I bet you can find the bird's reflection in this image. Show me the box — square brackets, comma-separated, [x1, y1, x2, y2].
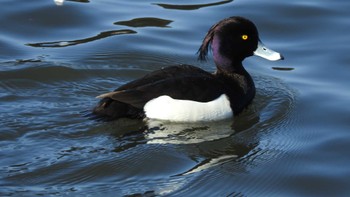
[102, 110, 260, 176]
[144, 119, 235, 144]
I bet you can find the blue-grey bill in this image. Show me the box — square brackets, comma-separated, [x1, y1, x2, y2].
[254, 41, 284, 61]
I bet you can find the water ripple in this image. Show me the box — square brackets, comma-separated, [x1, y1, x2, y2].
[26, 30, 137, 48]
[154, 0, 233, 10]
[115, 17, 173, 28]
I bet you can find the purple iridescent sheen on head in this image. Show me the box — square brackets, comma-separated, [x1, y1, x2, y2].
[197, 16, 283, 74]
[211, 35, 232, 70]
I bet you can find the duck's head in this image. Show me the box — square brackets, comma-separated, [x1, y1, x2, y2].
[198, 16, 283, 71]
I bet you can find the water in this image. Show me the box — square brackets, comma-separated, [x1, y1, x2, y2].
[1, 0, 350, 196]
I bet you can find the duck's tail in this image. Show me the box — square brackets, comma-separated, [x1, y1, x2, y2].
[85, 98, 144, 121]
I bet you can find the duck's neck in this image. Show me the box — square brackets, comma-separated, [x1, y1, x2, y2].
[212, 35, 255, 101]
[212, 35, 230, 71]
[215, 62, 254, 89]
[211, 35, 246, 74]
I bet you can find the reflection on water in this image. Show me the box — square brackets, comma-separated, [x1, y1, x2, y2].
[54, 0, 89, 6]
[68, 0, 89, 3]
[115, 17, 173, 28]
[26, 30, 136, 48]
[154, 0, 233, 10]
[144, 119, 234, 144]
[181, 155, 237, 175]
[272, 67, 295, 71]
[54, 0, 64, 6]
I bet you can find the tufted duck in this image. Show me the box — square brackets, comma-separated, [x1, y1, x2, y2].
[92, 16, 283, 122]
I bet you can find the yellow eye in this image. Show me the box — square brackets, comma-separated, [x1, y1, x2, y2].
[242, 35, 248, 40]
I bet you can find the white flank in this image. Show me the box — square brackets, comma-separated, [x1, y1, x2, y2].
[144, 94, 233, 122]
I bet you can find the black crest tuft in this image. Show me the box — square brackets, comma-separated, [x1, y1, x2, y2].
[197, 17, 241, 62]
[197, 22, 218, 62]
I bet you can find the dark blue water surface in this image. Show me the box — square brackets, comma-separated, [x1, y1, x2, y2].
[1, 0, 350, 196]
